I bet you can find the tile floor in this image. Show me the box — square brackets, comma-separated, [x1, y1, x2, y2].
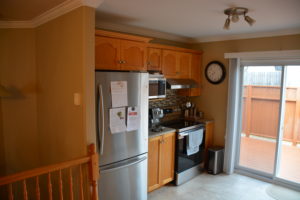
[148, 173, 296, 200]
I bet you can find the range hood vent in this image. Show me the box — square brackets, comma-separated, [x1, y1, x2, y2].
[167, 79, 198, 89]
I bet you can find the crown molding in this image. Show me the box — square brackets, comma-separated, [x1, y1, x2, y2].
[0, 21, 35, 29]
[225, 50, 300, 59]
[0, 0, 103, 29]
[95, 21, 193, 43]
[194, 28, 300, 43]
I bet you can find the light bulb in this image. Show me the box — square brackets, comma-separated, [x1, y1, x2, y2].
[223, 17, 230, 30]
[231, 14, 239, 23]
[244, 15, 256, 26]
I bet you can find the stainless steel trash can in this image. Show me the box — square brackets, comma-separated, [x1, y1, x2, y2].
[208, 146, 224, 175]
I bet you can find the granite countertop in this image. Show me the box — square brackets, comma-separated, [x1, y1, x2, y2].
[149, 127, 176, 138]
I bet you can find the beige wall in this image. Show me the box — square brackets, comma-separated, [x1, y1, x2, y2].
[36, 6, 95, 166]
[0, 29, 39, 175]
[0, 6, 96, 175]
[191, 34, 300, 146]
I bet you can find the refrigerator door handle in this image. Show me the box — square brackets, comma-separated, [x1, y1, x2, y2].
[100, 156, 147, 174]
[98, 84, 105, 155]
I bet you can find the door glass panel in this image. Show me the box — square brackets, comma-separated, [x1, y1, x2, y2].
[239, 66, 282, 174]
[277, 65, 300, 183]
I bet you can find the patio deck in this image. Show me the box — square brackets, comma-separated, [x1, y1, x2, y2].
[239, 136, 300, 184]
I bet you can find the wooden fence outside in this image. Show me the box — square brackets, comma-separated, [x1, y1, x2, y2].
[242, 85, 300, 145]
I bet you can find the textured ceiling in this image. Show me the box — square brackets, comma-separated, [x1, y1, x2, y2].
[96, 0, 300, 41]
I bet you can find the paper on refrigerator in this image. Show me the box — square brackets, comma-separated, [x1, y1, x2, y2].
[109, 107, 127, 134]
[127, 106, 140, 132]
[111, 81, 128, 108]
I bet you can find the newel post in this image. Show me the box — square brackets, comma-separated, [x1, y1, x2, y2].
[89, 144, 99, 200]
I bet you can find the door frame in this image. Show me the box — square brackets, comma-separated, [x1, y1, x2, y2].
[234, 63, 300, 191]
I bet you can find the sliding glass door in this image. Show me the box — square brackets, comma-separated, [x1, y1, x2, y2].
[277, 65, 300, 184]
[238, 66, 283, 175]
[236, 64, 300, 186]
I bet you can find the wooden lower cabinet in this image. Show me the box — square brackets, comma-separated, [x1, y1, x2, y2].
[204, 121, 214, 167]
[148, 132, 175, 192]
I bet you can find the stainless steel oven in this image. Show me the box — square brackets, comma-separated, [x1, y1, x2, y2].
[149, 74, 166, 99]
[163, 120, 205, 185]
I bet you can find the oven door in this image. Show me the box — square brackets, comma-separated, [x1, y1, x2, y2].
[175, 127, 205, 173]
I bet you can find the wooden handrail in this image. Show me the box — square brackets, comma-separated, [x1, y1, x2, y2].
[0, 157, 90, 186]
[0, 144, 99, 200]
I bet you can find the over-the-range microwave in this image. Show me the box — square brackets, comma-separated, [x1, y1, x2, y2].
[149, 74, 166, 99]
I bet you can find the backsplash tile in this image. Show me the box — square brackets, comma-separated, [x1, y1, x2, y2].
[149, 89, 189, 109]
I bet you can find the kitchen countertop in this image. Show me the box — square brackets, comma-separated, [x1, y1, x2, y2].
[149, 127, 176, 138]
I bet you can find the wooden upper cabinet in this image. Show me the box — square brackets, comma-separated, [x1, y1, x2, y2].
[148, 136, 161, 192]
[177, 52, 191, 79]
[162, 50, 178, 78]
[120, 40, 146, 71]
[189, 54, 201, 96]
[160, 132, 175, 185]
[95, 36, 121, 70]
[147, 48, 162, 71]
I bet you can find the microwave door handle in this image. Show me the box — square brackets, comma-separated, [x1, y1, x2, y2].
[98, 84, 105, 155]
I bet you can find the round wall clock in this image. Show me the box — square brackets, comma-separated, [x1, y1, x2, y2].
[205, 61, 226, 84]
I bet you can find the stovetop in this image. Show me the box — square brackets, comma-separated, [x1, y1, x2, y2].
[162, 120, 204, 133]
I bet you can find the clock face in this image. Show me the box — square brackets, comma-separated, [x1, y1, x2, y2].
[205, 61, 226, 84]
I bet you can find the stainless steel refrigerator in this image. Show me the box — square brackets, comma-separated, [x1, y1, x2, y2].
[95, 71, 148, 200]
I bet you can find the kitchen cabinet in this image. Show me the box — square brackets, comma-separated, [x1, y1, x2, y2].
[120, 40, 147, 71]
[177, 52, 191, 79]
[162, 50, 192, 79]
[95, 36, 120, 70]
[204, 121, 214, 167]
[95, 30, 151, 71]
[178, 54, 202, 96]
[147, 47, 162, 71]
[148, 132, 175, 192]
[162, 50, 178, 78]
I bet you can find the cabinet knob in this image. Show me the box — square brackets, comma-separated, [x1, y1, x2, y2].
[118, 60, 122, 64]
[122, 60, 126, 64]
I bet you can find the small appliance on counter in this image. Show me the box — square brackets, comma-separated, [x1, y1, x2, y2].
[149, 107, 165, 132]
[162, 120, 205, 185]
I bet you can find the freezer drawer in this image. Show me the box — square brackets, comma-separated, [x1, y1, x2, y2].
[98, 154, 148, 200]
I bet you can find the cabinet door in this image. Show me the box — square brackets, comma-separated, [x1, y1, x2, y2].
[148, 136, 161, 192]
[162, 50, 178, 78]
[120, 40, 146, 71]
[177, 52, 191, 79]
[95, 36, 121, 70]
[189, 54, 201, 96]
[147, 48, 162, 71]
[204, 121, 214, 167]
[160, 132, 175, 185]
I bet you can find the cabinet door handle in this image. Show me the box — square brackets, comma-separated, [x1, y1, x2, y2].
[122, 60, 126, 64]
[118, 60, 122, 64]
[147, 61, 151, 66]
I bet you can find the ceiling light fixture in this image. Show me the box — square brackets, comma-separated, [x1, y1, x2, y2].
[223, 7, 255, 30]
